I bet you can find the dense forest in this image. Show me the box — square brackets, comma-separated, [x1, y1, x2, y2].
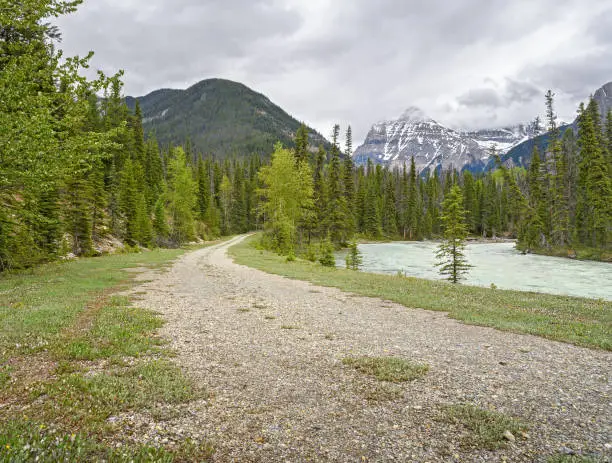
[1, 1, 610, 273]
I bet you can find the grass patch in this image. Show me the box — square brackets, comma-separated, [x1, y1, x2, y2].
[280, 325, 299, 330]
[237, 308, 251, 313]
[0, 249, 185, 357]
[0, 365, 11, 389]
[547, 455, 600, 463]
[30, 360, 198, 428]
[229, 236, 612, 350]
[440, 404, 526, 450]
[342, 356, 429, 382]
[264, 315, 276, 320]
[56, 296, 165, 361]
[0, 419, 213, 462]
[354, 382, 404, 402]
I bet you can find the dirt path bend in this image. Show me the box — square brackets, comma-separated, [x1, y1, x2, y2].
[131, 235, 611, 462]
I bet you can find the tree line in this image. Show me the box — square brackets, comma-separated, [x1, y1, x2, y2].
[258, 94, 611, 263]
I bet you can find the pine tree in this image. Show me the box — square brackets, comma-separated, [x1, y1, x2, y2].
[343, 126, 356, 237]
[382, 176, 398, 236]
[363, 180, 382, 238]
[345, 240, 363, 270]
[523, 147, 545, 249]
[153, 197, 169, 245]
[546, 91, 570, 246]
[327, 125, 348, 245]
[407, 157, 419, 239]
[436, 185, 471, 283]
[196, 158, 210, 221]
[294, 124, 309, 165]
[577, 102, 611, 247]
[319, 236, 336, 267]
[313, 145, 327, 237]
[119, 158, 140, 245]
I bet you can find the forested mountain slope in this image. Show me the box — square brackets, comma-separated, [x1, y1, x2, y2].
[125, 79, 330, 157]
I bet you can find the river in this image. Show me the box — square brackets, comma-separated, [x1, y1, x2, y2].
[336, 241, 612, 300]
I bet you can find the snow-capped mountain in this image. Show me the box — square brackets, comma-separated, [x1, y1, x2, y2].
[466, 124, 542, 158]
[353, 107, 541, 174]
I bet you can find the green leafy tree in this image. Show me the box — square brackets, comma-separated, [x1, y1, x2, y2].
[166, 147, 196, 244]
[258, 143, 314, 254]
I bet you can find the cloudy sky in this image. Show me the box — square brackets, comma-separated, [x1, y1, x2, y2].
[56, 0, 612, 144]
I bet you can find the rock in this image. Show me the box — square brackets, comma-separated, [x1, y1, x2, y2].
[503, 430, 516, 442]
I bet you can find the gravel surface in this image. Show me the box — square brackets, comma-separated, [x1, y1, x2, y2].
[129, 235, 611, 462]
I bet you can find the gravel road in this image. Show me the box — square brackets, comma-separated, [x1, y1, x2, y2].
[130, 235, 611, 462]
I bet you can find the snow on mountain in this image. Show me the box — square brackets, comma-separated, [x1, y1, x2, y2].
[353, 107, 542, 174]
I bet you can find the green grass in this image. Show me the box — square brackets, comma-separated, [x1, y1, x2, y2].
[440, 404, 526, 450]
[343, 356, 429, 382]
[547, 455, 600, 463]
[353, 381, 404, 402]
[0, 243, 222, 460]
[56, 296, 166, 361]
[229, 236, 612, 350]
[30, 360, 198, 427]
[0, 248, 185, 357]
[0, 419, 213, 463]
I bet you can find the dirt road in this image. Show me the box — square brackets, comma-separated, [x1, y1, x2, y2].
[130, 235, 611, 462]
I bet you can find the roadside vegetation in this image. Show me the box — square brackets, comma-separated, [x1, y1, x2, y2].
[439, 404, 526, 450]
[342, 356, 429, 382]
[0, 247, 217, 462]
[230, 236, 612, 350]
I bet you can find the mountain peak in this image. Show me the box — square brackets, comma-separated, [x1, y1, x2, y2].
[398, 107, 430, 123]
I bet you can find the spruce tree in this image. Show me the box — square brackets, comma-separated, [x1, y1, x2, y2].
[407, 157, 419, 239]
[436, 185, 471, 283]
[546, 91, 570, 246]
[577, 102, 611, 247]
[345, 240, 363, 271]
[294, 124, 309, 165]
[327, 125, 348, 245]
[343, 126, 356, 237]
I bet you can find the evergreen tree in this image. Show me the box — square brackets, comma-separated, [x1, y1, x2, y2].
[546, 91, 570, 246]
[294, 124, 309, 165]
[436, 185, 471, 283]
[577, 102, 611, 247]
[343, 126, 356, 236]
[313, 145, 327, 236]
[407, 157, 419, 239]
[345, 240, 363, 271]
[118, 158, 140, 245]
[153, 197, 169, 245]
[327, 125, 349, 245]
[382, 176, 398, 236]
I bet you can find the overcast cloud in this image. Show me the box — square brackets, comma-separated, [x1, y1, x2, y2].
[55, 0, 612, 144]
